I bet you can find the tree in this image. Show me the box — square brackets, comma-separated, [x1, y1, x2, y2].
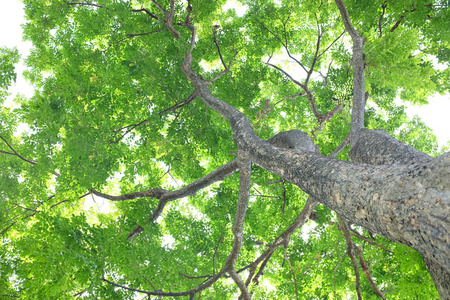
[1, 0, 449, 298]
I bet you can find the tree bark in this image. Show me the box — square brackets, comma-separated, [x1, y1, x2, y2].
[424, 257, 450, 300]
[335, 0, 366, 146]
[350, 128, 450, 299]
[246, 135, 450, 271]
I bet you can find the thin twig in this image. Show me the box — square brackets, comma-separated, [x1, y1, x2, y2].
[74, 289, 87, 298]
[151, 0, 169, 16]
[332, 252, 347, 297]
[378, 2, 387, 37]
[338, 215, 362, 300]
[212, 236, 224, 275]
[103, 28, 166, 53]
[158, 89, 200, 115]
[286, 256, 299, 300]
[65, 1, 103, 8]
[329, 133, 350, 158]
[179, 273, 212, 280]
[0, 135, 37, 165]
[132, 8, 164, 22]
[350, 230, 392, 253]
[354, 246, 387, 299]
[140, 274, 158, 291]
[212, 25, 227, 70]
[317, 31, 346, 59]
[305, 17, 322, 86]
[266, 62, 306, 89]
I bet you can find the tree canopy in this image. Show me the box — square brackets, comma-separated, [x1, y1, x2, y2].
[1, 0, 449, 299]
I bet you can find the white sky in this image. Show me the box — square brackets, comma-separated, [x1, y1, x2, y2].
[1, 1, 33, 101]
[1, 0, 449, 147]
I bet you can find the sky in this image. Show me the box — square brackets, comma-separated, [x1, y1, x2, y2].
[1, 0, 449, 147]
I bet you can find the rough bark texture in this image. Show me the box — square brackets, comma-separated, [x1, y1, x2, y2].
[350, 128, 450, 298]
[267, 130, 316, 153]
[424, 257, 450, 299]
[247, 140, 450, 272]
[349, 129, 432, 165]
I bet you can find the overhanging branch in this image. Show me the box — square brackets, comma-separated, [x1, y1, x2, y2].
[124, 159, 239, 239]
[0, 135, 37, 165]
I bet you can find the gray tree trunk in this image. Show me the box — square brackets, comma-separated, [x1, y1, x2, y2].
[239, 128, 449, 271]
[349, 128, 450, 299]
[250, 128, 450, 298]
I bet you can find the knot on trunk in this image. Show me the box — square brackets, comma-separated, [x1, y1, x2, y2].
[267, 130, 315, 153]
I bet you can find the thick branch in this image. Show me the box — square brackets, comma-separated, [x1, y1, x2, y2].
[423, 257, 450, 300]
[334, 0, 358, 39]
[230, 269, 250, 300]
[349, 128, 431, 165]
[335, 0, 366, 146]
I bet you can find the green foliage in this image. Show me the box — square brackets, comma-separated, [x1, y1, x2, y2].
[0, 47, 20, 89]
[0, 0, 446, 299]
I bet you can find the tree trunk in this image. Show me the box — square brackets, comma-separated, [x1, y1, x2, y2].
[244, 130, 449, 270]
[424, 257, 450, 299]
[349, 128, 450, 298]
